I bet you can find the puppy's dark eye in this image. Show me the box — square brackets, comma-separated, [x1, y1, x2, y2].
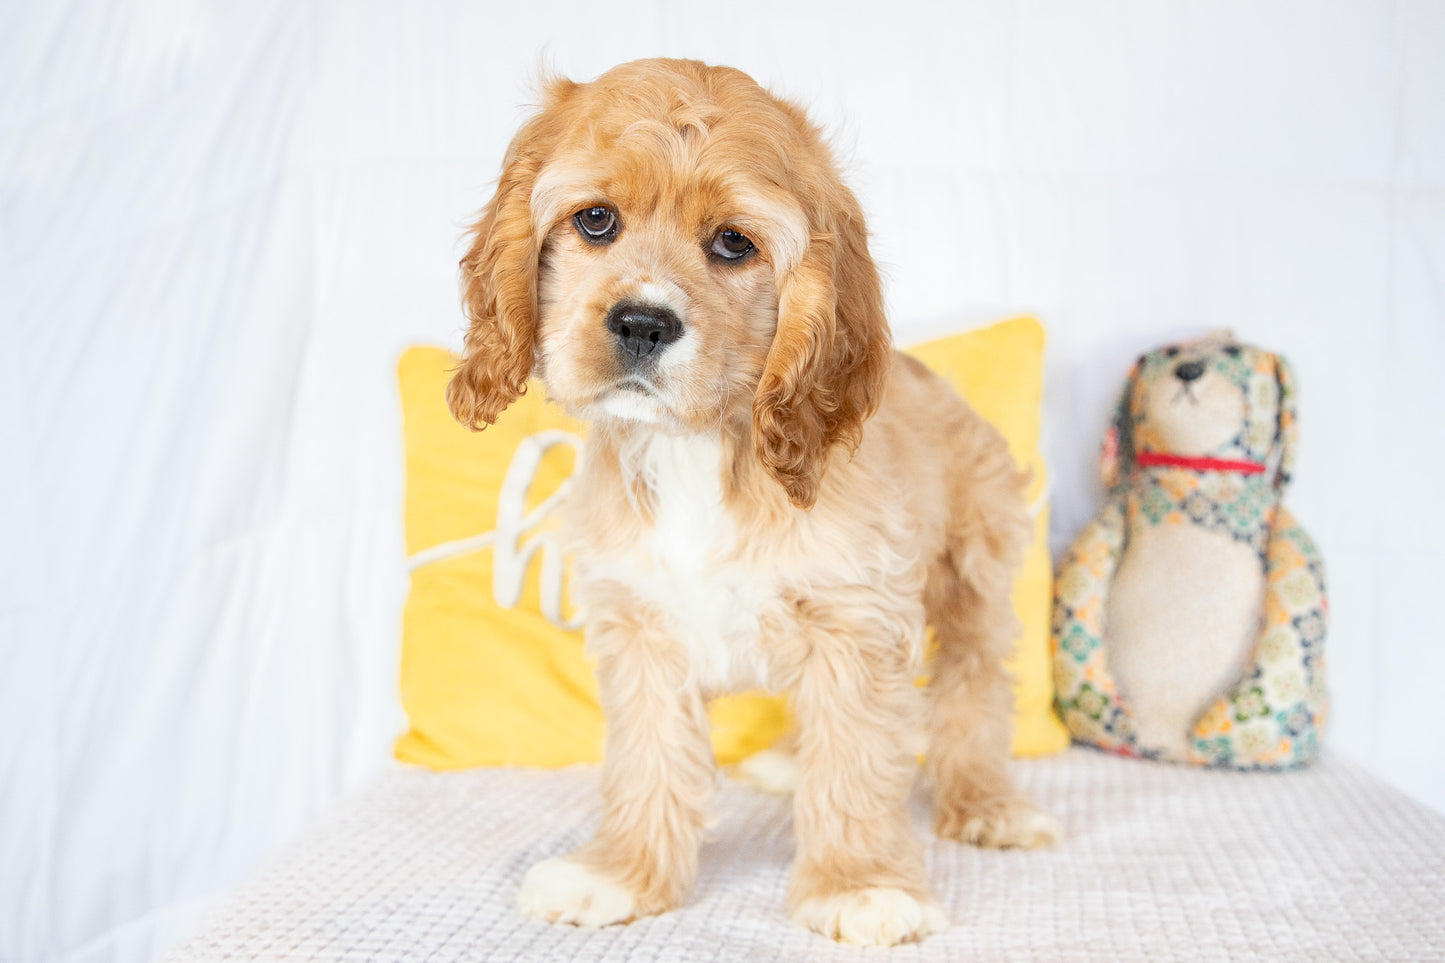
[1223, 345, 1242, 357]
[710, 228, 754, 261]
[574, 206, 618, 243]
[1165, 346, 1181, 358]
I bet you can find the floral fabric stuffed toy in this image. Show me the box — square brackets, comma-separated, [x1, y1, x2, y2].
[1052, 332, 1328, 769]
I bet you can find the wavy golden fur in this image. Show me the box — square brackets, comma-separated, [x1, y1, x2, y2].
[449, 58, 1056, 946]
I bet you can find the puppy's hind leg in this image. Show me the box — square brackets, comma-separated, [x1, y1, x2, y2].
[734, 730, 799, 795]
[925, 446, 1059, 850]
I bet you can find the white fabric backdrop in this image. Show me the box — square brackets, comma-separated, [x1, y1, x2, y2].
[3, 2, 1442, 961]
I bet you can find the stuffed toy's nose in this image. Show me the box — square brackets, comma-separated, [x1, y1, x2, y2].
[1174, 361, 1205, 382]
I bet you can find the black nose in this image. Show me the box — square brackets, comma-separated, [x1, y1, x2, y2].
[1175, 361, 1205, 382]
[606, 302, 682, 361]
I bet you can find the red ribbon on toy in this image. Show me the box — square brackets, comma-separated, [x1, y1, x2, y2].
[1136, 451, 1267, 474]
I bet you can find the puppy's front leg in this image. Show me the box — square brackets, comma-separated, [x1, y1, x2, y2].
[518, 594, 714, 926]
[779, 595, 947, 946]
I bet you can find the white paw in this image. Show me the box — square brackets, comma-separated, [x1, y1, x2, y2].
[793, 887, 948, 946]
[949, 802, 1061, 850]
[733, 747, 799, 795]
[517, 856, 638, 927]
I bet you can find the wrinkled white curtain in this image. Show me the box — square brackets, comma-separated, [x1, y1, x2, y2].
[3, 1, 1442, 960]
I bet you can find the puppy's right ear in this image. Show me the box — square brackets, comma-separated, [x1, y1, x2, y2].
[447, 80, 576, 430]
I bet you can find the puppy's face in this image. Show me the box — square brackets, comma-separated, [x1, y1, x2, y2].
[447, 60, 892, 509]
[529, 104, 803, 434]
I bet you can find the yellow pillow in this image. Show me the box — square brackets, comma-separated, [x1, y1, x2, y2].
[395, 316, 1069, 769]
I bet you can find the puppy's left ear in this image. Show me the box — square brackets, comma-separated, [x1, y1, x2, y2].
[1273, 353, 1300, 493]
[447, 80, 576, 430]
[753, 192, 892, 510]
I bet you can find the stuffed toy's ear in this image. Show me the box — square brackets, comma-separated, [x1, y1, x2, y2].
[1273, 353, 1300, 493]
[1101, 357, 1142, 491]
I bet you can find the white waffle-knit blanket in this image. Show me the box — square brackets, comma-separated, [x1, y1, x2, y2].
[168, 749, 1445, 962]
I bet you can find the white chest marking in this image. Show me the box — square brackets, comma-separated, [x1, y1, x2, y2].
[622, 434, 775, 693]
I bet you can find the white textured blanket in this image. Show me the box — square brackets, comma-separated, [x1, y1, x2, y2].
[168, 750, 1445, 961]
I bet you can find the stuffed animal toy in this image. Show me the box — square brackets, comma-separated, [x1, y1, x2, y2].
[1052, 331, 1328, 769]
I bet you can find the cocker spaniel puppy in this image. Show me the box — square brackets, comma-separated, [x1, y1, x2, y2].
[448, 58, 1057, 946]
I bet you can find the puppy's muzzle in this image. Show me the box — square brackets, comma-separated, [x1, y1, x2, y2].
[606, 301, 682, 362]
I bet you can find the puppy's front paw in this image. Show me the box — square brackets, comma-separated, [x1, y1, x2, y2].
[792, 887, 948, 946]
[936, 798, 1061, 849]
[517, 857, 638, 927]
